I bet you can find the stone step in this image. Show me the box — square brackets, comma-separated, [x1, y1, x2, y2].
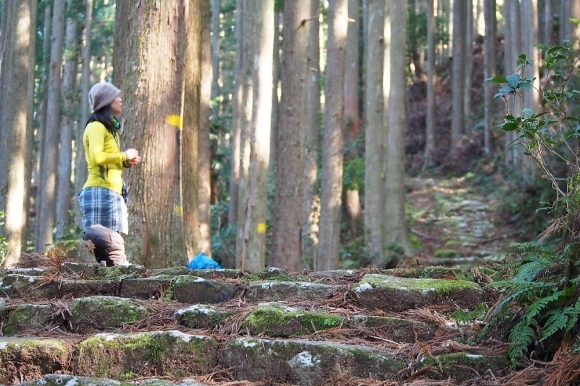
[0, 263, 508, 385]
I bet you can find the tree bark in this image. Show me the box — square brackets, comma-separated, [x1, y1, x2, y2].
[199, 0, 213, 255]
[383, 0, 412, 263]
[317, 0, 348, 271]
[450, 0, 466, 153]
[56, 0, 79, 239]
[483, 0, 496, 158]
[364, 0, 385, 262]
[271, 0, 312, 272]
[35, 0, 66, 252]
[235, 0, 255, 268]
[0, 0, 37, 267]
[115, 0, 201, 268]
[424, 0, 436, 166]
[302, 0, 320, 268]
[75, 0, 93, 206]
[242, 0, 274, 270]
[210, 0, 220, 100]
[228, 0, 244, 230]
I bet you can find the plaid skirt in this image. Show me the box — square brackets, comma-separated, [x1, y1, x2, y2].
[77, 187, 128, 235]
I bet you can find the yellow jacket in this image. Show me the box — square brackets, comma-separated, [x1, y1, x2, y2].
[83, 121, 128, 194]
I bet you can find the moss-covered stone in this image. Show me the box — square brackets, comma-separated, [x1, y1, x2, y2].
[242, 303, 344, 337]
[174, 304, 232, 329]
[417, 352, 510, 382]
[384, 266, 472, 281]
[4, 304, 53, 336]
[222, 337, 404, 384]
[354, 274, 484, 312]
[96, 264, 147, 279]
[18, 374, 132, 386]
[73, 330, 218, 379]
[62, 261, 99, 278]
[69, 296, 149, 332]
[349, 315, 437, 343]
[0, 337, 70, 384]
[120, 275, 174, 300]
[1, 274, 118, 299]
[245, 281, 339, 302]
[172, 276, 235, 304]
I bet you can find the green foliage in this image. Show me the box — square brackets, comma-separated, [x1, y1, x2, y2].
[210, 201, 236, 266]
[343, 157, 364, 192]
[483, 46, 580, 366]
[452, 303, 488, 325]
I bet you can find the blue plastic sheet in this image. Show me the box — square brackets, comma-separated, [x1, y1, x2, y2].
[187, 252, 222, 270]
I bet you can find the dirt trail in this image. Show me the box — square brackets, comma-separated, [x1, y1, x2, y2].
[407, 176, 521, 267]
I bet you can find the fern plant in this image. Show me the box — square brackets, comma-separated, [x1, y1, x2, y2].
[484, 44, 580, 366]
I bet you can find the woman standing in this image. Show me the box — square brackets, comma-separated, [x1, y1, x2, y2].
[77, 82, 140, 266]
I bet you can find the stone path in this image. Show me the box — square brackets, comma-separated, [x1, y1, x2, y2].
[0, 262, 510, 385]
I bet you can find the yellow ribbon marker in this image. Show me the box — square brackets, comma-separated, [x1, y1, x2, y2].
[166, 114, 183, 129]
[174, 206, 183, 217]
[257, 223, 266, 233]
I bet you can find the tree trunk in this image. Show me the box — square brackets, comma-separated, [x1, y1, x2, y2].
[235, 0, 255, 268]
[483, 0, 496, 158]
[56, 0, 79, 239]
[270, 10, 282, 168]
[199, 0, 213, 255]
[0, 0, 37, 267]
[75, 0, 93, 206]
[210, 0, 220, 100]
[383, 0, 412, 264]
[241, 0, 274, 270]
[182, 1, 203, 259]
[317, 0, 348, 271]
[364, 0, 385, 263]
[344, 0, 362, 237]
[115, 0, 201, 268]
[302, 0, 320, 268]
[521, 0, 540, 180]
[450, 0, 466, 152]
[425, 0, 436, 166]
[463, 0, 473, 133]
[35, 0, 66, 252]
[271, 0, 312, 272]
[228, 0, 244, 230]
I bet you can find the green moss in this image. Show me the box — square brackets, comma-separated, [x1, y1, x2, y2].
[4, 304, 52, 335]
[243, 304, 344, 336]
[357, 274, 480, 296]
[434, 248, 460, 258]
[70, 296, 149, 331]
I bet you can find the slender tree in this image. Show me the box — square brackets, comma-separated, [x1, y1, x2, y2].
[75, 0, 93, 205]
[235, 0, 255, 268]
[271, 0, 312, 272]
[240, 0, 274, 270]
[56, 0, 79, 239]
[344, 0, 362, 236]
[383, 0, 412, 262]
[483, 0, 496, 158]
[364, 0, 385, 262]
[302, 0, 321, 267]
[199, 0, 213, 255]
[228, 0, 243, 230]
[317, 0, 348, 271]
[0, 0, 37, 267]
[210, 0, 220, 100]
[450, 0, 466, 153]
[36, 0, 66, 252]
[424, 0, 436, 166]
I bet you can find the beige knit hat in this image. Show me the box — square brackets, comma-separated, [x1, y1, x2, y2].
[88, 82, 121, 112]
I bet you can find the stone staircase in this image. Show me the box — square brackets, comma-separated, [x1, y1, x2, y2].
[0, 260, 510, 385]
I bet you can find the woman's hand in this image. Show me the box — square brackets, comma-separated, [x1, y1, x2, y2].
[124, 148, 141, 166]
